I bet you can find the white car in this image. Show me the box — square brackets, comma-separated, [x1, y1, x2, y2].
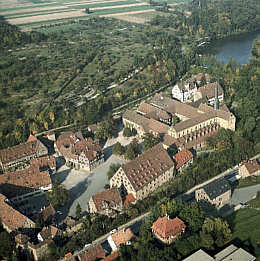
[84, 243, 92, 248]
[110, 229, 117, 234]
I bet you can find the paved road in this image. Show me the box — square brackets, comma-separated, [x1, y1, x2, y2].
[230, 184, 260, 206]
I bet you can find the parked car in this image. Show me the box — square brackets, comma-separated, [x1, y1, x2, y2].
[110, 229, 117, 234]
[84, 243, 92, 248]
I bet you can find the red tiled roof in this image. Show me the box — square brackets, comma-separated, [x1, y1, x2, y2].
[78, 244, 105, 261]
[91, 187, 123, 213]
[27, 135, 38, 143]
[56, 131, 103, 163]
[101, 252, 119, 261]
[111, 228, 135, 247]
[41, 205, 56, 222]
[0, 166, 52, 198]
[174, 149, 193, 169]
[0, 140, 39, 165]
[124, 193, 136, 207]
[39, 225, 59, 241]
[198, 82, 223, 99]
[151, 216, 186, 239]
[30, 156, 56, 170]
[0, 193, 30, 231]
[122, 144, 174, 191]
[242, 159, 260, 175]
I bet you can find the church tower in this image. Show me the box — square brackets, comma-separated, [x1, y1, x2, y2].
[214, 82, 219, 110]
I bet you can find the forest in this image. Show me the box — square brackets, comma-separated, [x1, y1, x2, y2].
[0, 0, 259, 148]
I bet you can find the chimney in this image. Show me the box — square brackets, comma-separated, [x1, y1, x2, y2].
[214, 82, 219, 110]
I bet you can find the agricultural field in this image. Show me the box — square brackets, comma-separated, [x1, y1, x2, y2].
[0, 0, 186, 29]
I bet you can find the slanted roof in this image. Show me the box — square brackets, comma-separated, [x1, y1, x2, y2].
[39, 226, 59, 241]
[78, 244, 105, 261]
[0, 140, 40, 165]
[214, 244, 256, 261]
[91, 187, 122, 213]
[0, 193, 31, 231]
[30, 156, 56, 170]
[111, 228, 135, 247]
[174, 149, 193, 169]
[56, 131, 103, 163]
[124, 193, 136, 207]
[151, 216, 186, 239]
[198, 82, 223, 99]
[41, 205, 56, 222]
[242, 159, 260, 175]
[0, 167, 52, 198]
[201, 178, 231, 200]
[183, 249, 213, 261]
[101, 252, 119, 261]
[121, 143, 174, 191]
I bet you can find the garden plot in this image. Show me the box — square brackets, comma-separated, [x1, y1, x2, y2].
[7, 10, 87, 25]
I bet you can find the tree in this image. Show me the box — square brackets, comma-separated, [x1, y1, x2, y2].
[167, 144, 178, 157]
[142, 133, 160, 151]
[125, 138, 140, 160]
[95, 119, 117, 140]
[107, 163, 121, 180]
[123, 127, 132, 137]
[46, 183, 69, 207]
[0, 231, 14, 259]
[112, 142, 125, 155]
[76, 203, 82, 220]
[85, 8, 90, 14]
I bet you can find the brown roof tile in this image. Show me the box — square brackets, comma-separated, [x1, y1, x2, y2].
[174, 150, 193, 169]
[198, 82, 223, 99]
[0, 140, 39, 165]
[0, 167, 52, 198]
[123, 193, 136, 208]
[30, 156, 56, 170]
[56, 131, 103, 163]
[0, 193, 30, 231]
[41, 205, 56, 222]
[78, 244, 105, 261]
[122, 144, 174, 191]
[101, 252, 119, 261]
[39, 225, 59, 241]
[242, 159, 260, 175]
[151, 216, 186, 239]
[91, 187, 123, 213]
[111, 228, 135, 247]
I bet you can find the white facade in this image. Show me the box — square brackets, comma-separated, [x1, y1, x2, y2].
[172, 82, 197, 103]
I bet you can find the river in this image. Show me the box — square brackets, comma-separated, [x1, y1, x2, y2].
[203, 31, 260, 64]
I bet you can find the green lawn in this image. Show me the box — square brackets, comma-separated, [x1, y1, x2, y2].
[237, 176, 260, 188]
[248, 192, 260, 208]
[225, 209, 260, 260]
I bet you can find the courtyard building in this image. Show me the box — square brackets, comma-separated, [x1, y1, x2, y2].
[110, 143, 174, 201]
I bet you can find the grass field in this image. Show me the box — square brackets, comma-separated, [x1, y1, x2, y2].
[237, 176, 260, 189]
[226, 209, 260, 260]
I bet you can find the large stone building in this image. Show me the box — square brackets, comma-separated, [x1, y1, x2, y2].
[151, 216, 186, 244]
[110, 144, 174, 201]
[56, 131, 104, 171]
[88, 187, 123, 217]
[195, 178, 231, 208]
[0, 135, 48, 171]
[172, 73, 211, 102]
[122, 93, 235, 151]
